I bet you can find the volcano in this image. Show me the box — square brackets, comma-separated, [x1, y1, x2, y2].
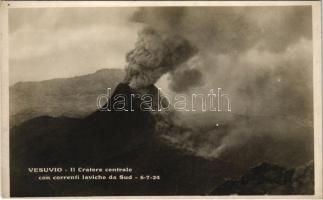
[10, 83, 239, 197]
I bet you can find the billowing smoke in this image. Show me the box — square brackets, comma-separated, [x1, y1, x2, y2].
[124, 27, 198, 89]
[127, 7, 313, 169]
[168, 55, 205, 92]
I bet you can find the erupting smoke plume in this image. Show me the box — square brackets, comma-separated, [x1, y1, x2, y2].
[128, 7, 204, 91]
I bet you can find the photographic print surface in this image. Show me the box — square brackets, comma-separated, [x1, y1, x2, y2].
[6, 3, 319, 197]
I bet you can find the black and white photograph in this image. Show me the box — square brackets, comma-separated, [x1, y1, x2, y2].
[1, 1, 322, 198]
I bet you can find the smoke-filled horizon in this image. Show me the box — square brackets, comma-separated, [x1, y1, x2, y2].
[126, 6, 313, 168]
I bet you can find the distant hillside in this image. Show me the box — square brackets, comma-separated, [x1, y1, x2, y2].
[10, 83, 314, 196]
[10, 68, 124, 126]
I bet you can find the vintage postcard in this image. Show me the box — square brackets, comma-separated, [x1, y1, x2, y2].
[0, 1, 322, 199]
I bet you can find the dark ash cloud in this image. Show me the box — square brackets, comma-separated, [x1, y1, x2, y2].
[168, 68, 204, 92]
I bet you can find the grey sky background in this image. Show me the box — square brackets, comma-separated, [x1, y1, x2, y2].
[9, 8, 142, 85]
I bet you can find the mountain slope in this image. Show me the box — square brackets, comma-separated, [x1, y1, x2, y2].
[10, 68, 124, 126]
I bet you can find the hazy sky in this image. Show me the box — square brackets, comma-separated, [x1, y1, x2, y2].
[9, 7, 142, 85]
[9, 6, 312, 91]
